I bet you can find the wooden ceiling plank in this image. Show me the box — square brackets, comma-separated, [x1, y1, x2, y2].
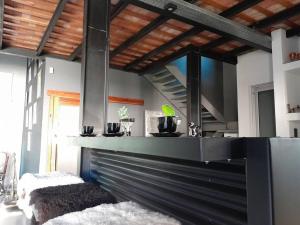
[36, 0, 68, 56]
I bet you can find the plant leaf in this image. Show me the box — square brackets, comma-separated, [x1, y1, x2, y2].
[162, 104, 175, 117]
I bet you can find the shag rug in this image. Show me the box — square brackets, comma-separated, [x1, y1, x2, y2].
[43, 201, 181, 225]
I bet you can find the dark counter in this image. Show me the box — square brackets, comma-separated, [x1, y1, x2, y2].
[70, 136, 244, 162]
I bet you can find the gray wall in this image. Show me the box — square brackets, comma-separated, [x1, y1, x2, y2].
[223, 63, 238, 122]
[0, 53, 27, 177]
[201, 57, 224, 115]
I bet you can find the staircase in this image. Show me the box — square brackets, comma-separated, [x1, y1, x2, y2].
[144, 65, 236, 135]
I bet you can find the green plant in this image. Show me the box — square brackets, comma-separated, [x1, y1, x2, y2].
[162, 104, 175, 117]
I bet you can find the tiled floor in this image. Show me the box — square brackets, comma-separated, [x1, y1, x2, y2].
[0, 199, 27, 225]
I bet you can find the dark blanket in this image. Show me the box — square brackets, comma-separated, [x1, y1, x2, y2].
[29, 182, 116, 225]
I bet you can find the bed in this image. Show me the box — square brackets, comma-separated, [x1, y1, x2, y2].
[43, 201, 181, 225]
[17, 172, 84, 219]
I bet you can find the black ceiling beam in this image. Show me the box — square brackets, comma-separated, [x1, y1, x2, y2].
[139, 44, 237, 75]
[68, 43, 82, 61]
[69, 0, 128, 61]
[111, 0, 129, 20]
[0, 0, 4, 50]
[200, 2, 300, 56]
[126, 0, 263, 70]
[132, 0, 271, 51]
[36, 0, 68, 56]
[252, 3, 300, 29]
[140, 45, 194, 75]
[287, 26, 300, 38]
[111, 15, 168, 58]
[222, 46, 254, 59]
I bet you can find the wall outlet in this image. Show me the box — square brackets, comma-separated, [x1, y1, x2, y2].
[49, 67, 54, 74]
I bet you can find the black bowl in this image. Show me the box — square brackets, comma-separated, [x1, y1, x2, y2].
[157, 116, 177, 133]
[107, 123, 121, 134]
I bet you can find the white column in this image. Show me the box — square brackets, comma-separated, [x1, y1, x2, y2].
[272, 29, 290, 137]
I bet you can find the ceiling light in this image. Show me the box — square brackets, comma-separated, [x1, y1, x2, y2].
[164, 3, 177, 12]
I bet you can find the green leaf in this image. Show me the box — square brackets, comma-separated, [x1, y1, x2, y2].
[162, 104, 175, 117]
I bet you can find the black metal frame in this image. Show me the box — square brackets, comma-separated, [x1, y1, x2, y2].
[79, 137, 289, 225]
[187, 51, 201, 134]
[126, 0, 263, 71]
[36, 0, 68, 56]
[0, 0, 3, 50]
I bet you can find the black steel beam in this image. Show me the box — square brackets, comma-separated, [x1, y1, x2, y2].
[187, 51, 202, 135]
[80, 0, 110, 132]
[133, 0, 271, 51]
[201, 2, 300, 56]
[69, 43, 82, 61]
[111, 0, 129, 20]
[111, 15, 168, 58]
[125, 28, 200, 70]
[0, 0, 3, 50]
[140, 45, 194, 75]
[253, 3, 300, 29]
[222, 46, 254, 58]
[69, 0, 127, 61]
[126, 0, 262, 70]
[140, 44, 237, 75]
[36, 0, 68, 56]
[287, 26, 300, 38]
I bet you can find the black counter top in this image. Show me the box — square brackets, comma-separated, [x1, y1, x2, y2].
[70, 136, 245, 162]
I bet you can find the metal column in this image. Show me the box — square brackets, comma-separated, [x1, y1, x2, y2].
[80, 0, 110, 133]
[187, 51, 202, 135]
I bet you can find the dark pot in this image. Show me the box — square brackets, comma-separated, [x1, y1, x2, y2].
[157, 116, 177, 133]
[107, 123, 121, 134]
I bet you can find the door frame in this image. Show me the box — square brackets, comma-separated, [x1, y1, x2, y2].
[251, 82, 274, 137]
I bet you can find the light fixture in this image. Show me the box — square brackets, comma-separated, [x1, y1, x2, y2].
[164, 3, 177, 12]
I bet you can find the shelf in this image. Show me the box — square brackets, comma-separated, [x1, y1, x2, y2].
[287, 113, 300, 121]
[283, 60, 300, 73]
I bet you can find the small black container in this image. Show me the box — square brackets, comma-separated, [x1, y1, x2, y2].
[107, 123, 121, 134]
[157, 116, 177, 133]
[82, 125, 94, 135]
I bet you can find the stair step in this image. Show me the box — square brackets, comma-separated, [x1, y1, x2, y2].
[173, 91, 186, 96]
[162, 86, 185, 92]
[171, 96, 186, 101]
[163, 80, 181, 88]
[152, 70, 171, 79]
[153, 75, 176, 84]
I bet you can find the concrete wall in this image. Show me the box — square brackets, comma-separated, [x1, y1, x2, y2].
[0, 54, 27, 176]
[236, 50, 273, 137]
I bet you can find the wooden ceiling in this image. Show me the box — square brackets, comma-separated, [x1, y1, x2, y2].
[1, 0, 300, 73]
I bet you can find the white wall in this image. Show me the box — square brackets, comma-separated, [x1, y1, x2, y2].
[272, 29, 300, 137]
[40, 58, 81, 174]
[236, 50, 273, 137]
[0, 54, 27, 176]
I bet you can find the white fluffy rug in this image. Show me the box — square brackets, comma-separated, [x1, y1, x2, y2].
[44, 201, 181, 225]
